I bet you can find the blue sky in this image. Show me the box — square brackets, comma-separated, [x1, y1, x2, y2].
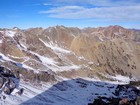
[0, 0, 140, 29]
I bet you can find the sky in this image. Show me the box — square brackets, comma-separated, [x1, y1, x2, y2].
[0, 0, 140, 29]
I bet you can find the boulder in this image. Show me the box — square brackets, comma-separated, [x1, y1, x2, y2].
[16, 88, 24, 96]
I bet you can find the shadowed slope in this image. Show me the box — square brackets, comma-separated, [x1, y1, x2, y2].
[20, 78, 140, 105]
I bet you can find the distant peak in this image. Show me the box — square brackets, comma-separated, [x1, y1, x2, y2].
[107, 25, 124, 29]
[12, 27, 20, 30]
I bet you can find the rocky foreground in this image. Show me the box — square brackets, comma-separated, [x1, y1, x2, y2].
[0, 65, 140, 105]
[0, 66, 23, 99]
[88, 82, 140, 105]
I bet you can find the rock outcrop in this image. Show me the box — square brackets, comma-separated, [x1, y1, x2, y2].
[0, 66, 19, 95]
[88, 84, 140, 105]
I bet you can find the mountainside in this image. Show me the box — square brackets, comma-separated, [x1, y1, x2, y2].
[71, 26, 140, 79]
[0, 25, 140, 105]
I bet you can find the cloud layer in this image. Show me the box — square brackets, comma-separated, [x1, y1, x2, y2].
[44, 0, 140, 6]
[40, 0, 140, 21]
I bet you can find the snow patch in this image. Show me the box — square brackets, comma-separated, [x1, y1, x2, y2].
[58, 65, 81, 71]
[5, 30, 16, 37]
[0, 30, 16, 37]
[112, 75, 130, 83]
[20, 42, 27, 49]
[0, 39, 3, 43]
[0, 53, 36, 71]
[99, 36, 104, 41]
[0, 53, 12, 61]
[102, 74, 131, 84]
[29, 51, 56, 66]
[88, 62, 94, 65]
[22, 64, 36, 71]
[39, 39, 71, 54]
[78, 56, 86, 60]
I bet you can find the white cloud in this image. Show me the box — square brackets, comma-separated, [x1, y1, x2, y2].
[44, 0, 140, 7]
[40, 6, 85, 14]
[40, 5, 140, 21]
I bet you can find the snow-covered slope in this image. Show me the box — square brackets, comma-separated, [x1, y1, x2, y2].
[1, 78, 139, 105]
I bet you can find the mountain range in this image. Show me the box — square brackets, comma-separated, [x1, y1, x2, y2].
[0, 25, 140, 105]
